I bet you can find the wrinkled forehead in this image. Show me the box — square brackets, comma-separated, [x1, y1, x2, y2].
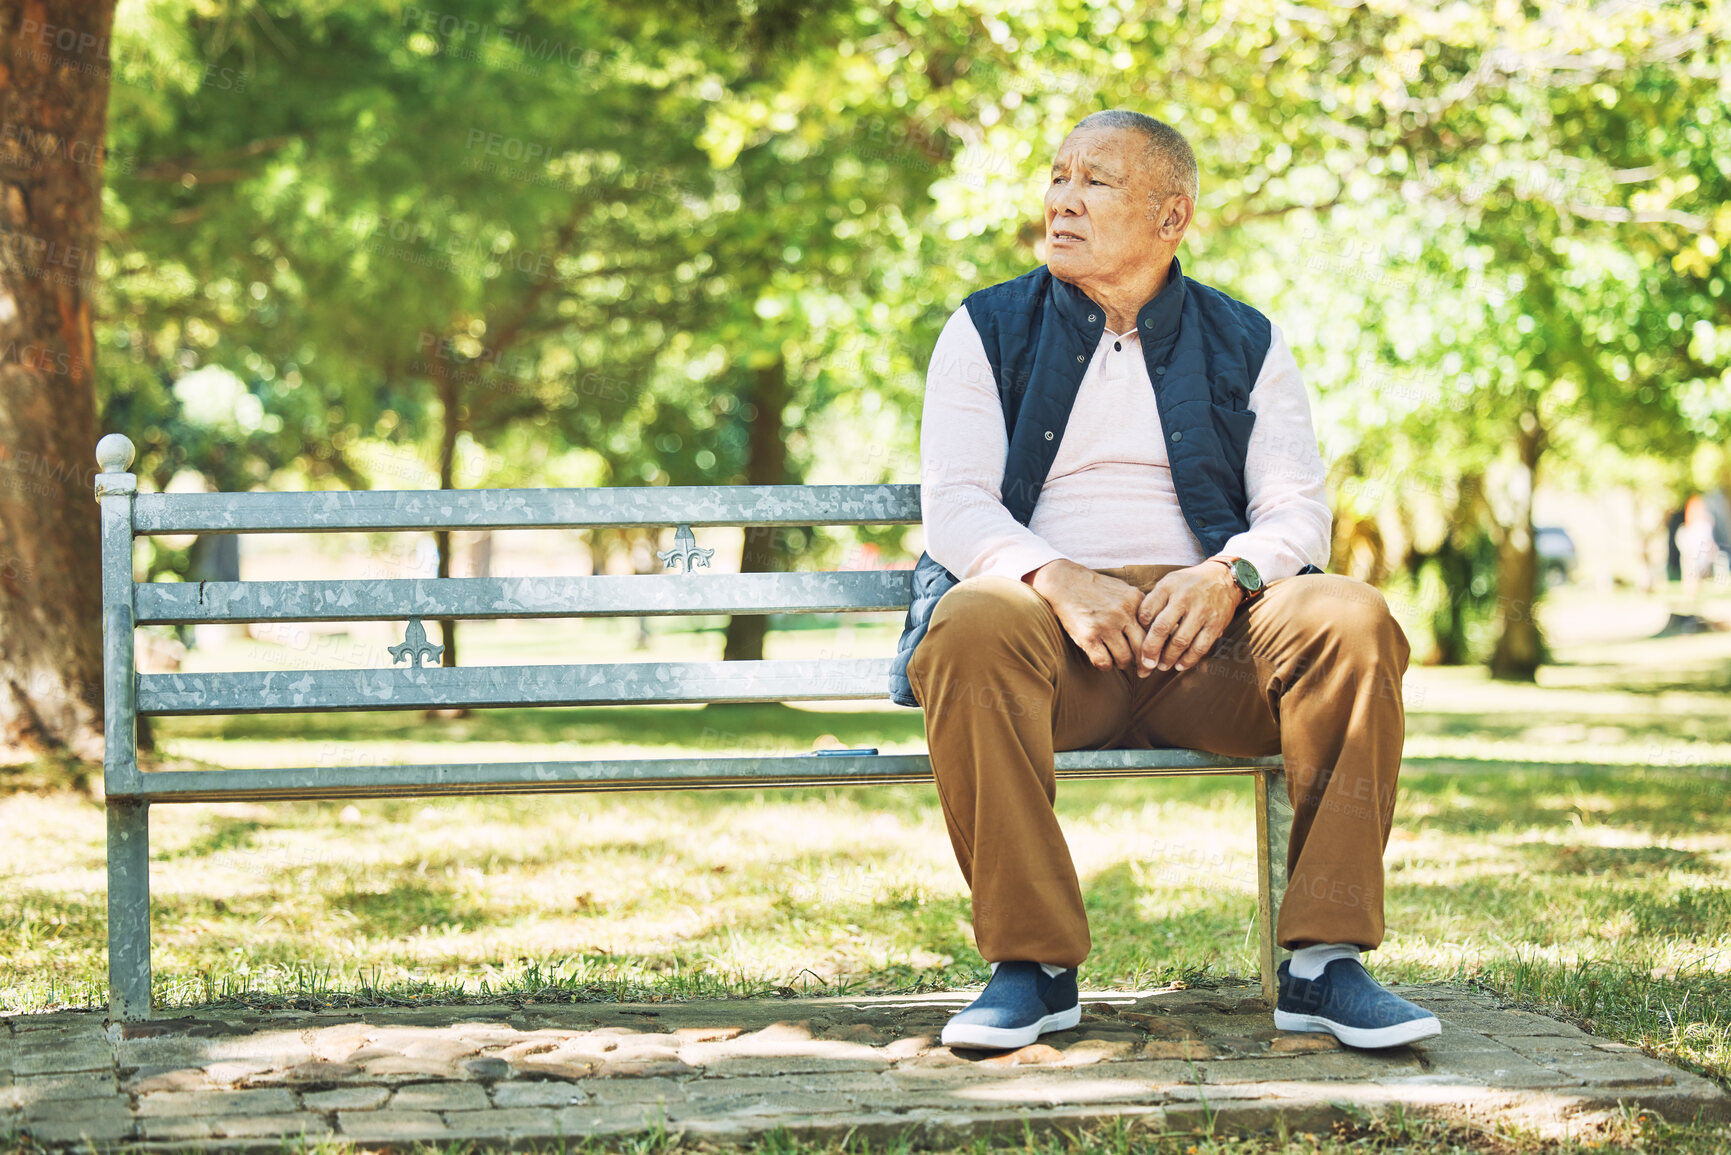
[1050, 127, 1143, 176]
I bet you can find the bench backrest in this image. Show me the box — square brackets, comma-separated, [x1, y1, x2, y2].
[93, 434, 927, 801]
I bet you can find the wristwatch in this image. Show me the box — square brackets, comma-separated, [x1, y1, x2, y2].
[1210, 555, 1264, 605]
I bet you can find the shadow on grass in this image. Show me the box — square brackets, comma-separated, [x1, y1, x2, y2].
[1398, 764, 1730, 836]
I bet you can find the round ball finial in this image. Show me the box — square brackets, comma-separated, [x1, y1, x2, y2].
[96, 433, 136, 474]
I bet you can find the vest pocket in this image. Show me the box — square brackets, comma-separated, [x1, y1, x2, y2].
[1208, 401, 1257, 464]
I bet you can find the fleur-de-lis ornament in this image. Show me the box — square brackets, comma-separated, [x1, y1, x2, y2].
[657, 524, 714, 573]
[389, 618, 445, 668]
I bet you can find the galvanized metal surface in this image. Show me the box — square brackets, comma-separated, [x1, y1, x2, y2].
[129, 750, 1283, 803]
[138, 658, 899, 715]
[133, 571, 915, 624]
[132, 483, 921, 534]
[105, 799, 152, 1020]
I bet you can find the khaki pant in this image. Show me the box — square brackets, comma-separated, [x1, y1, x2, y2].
[905, 565, 1409, 968]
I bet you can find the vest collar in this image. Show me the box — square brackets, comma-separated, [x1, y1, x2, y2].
[1135, 256, 1186, 347]
[1045, 256, 1186, 345]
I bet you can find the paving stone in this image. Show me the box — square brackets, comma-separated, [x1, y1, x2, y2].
[578, 1076, 687, 1104]
[304, 1085, 392, 1111]
[1268, 1032, 1342, 1054]
[674, 1026, 742, 1044]
[24, 1115, 135, 1146]
[307, 1021, 372, 1061]
[979, 1043, 1065, 1067]
[442, 1107, 561, 1140]
[555, 1101, 682, 1134]
[336, 1109, 451, 1141]
[684, 1073, 893, 1101]
[512, 1057, 599, 1080]
[390, 1081, 490, 1111]
[493, 1081, 591, 1108]
[140, 1112, 335, 1141]
[113, 1037, 214, 1070]
[401, 1037, 483, 1062]
[1201, 1052, 1417, 1084]
[358, 1054, 462, 1079]
[1164, 1094, 1356, 1134]
[10, 1071, 117, 1101]
[13, 1042, 111, 1077]
[127, 1067, 212, 1094]
[8, 1013, 101, 1035]
[1556, 1059, 1681, 1087]
[136, 1086, 298, 1117]
[596, 1058, 696, 1078]
[1428, 1054, 1587, 1088]
[464, 1056, 514, 1080]
[257, 1059, 369, 1087]
[25, 1092, 129, 1122]
[1138, 1039, 1220, 1060]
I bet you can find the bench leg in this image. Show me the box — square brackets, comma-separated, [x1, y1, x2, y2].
[1254, 769, 1293, 1006]
[107, 799, 152, 1021]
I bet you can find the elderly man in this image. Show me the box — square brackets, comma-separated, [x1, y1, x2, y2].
[888, 110, 1438, 1052]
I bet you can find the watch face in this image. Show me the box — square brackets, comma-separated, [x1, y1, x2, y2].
[1230, 558, 1263, 592]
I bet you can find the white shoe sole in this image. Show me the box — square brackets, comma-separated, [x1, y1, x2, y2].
[1274, 1008, 1442, 1049]
[941, 1004, 1082, 1050]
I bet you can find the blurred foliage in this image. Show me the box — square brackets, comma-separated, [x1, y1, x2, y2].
[95, 0, 1731, 667]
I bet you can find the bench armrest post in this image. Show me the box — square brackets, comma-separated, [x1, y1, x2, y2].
[97, 434, 152, 1020]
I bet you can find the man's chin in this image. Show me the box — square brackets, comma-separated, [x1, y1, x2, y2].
[1046, 255, 1087, 283]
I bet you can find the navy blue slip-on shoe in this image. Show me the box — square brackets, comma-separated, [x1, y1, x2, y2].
[1274, 958, 1441, 1049]
[940, 962, 1081, 1050]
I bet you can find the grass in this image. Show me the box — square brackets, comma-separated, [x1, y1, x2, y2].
[1, 587, 1729, 1153]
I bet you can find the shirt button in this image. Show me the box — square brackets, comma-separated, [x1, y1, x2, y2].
[1155, 366, 1166, 375]
[1076, 355, 1085, 363]
[1088, 313, 1097, 322]
[1143, 319, 1152, 328]
[1171, 431, 1183, 443]
[1114, 341, 1121, 352]
[1044, 430, 1054, 441]
[1199, 517, 1209, 528]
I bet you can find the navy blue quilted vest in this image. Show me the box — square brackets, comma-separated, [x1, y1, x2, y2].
[888, 257, 1282, 707]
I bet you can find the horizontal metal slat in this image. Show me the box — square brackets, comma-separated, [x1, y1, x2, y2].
[134, 571, 915, 624]
[132, 483, 921, 535]
[130, 751, 1282, 803]
[137, 658, 895, 715]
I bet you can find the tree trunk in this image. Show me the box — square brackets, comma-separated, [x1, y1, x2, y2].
[1488, 412, 1547, 681]
[0, 0, 119, 762]
[1415, 473, 1487, 667]
[722, 358, 792, 663]
[433, 357, 459, 668]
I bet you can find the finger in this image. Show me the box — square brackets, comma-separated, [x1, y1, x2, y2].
[1156, 600, 1205, 669]
[1173, 622, 1223, 673]
[1137, 586, 1169, 629]
[1100, 628, 1134, 672]
[1141, 609, 1176, 671]
[1159, 624, 1197, 671]
[1148, 600, 1191, 669]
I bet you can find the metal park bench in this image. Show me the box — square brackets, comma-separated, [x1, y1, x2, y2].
[93, 432, 1293, 1022]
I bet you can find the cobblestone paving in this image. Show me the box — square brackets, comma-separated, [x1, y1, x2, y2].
[2, 983, 1725, 1150]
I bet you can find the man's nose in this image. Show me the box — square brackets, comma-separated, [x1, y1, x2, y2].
[1049, 182, 1084, 215]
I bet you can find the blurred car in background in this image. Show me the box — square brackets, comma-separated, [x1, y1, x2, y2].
[1536, 525, 1577, 587]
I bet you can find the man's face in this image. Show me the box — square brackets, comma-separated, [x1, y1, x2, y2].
[1043, 126, 1178, 290]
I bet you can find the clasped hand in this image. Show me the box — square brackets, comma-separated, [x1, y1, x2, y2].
[1029, 559, 1241, 677]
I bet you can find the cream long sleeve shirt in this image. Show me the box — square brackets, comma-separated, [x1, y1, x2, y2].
[918, 305, 1332, 584]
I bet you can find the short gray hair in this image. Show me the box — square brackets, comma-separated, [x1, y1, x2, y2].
[1074, 110, 1199, 208]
